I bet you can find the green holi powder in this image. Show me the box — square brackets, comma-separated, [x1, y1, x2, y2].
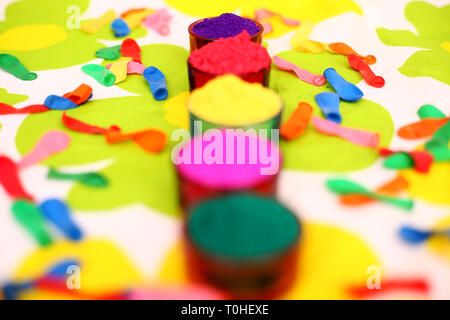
[188, 194, 300, 260]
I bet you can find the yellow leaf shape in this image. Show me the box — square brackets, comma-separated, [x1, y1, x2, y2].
[0, 24, 67, 51]
[157, 223, 378, 299]
[163, 91, 190, 130]
[12, 239, 143, 299]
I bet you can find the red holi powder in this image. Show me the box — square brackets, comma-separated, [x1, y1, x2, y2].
[188, 31, 271, 75]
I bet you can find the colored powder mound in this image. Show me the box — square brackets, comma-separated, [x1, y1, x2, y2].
[188, 75, 281, 126]
[175, 130, 281, 190]
[188, 194, 300, 260]
[189, 31, 270, 75]
[192, 13, 261, 39]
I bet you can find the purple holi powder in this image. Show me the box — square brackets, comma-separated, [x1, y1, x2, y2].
[192, 13, 261, 39]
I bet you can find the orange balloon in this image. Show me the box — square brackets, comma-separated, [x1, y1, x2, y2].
[105, 126, 167, 153]
[398, 118, 448, 139]
[339, 176, 408, 206]
[328, 42, 376, 65]
[280, 102, 313, 140]
[63, 84, 93, 105]
[121, 8, 147, 18]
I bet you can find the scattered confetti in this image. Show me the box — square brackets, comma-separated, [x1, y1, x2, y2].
[272, 56, 326, 86]
[39, 198, 83, 241]
[11, 200, 52, 246]
[18, 130, 70, 169]
[323, 68, 363, 102]
[315, 92, 342, 123]
[326, 178, 413, 210]
[81, 64, 116, 86]
[48, 168, 108, 187]
[143, 66, 168, 100]
[312, 116, 379, 148]
[280, 102, 313, 140]
[0, 54, 37, 81]
[81, 10, 116, 34]
[348, 54, 385, 88]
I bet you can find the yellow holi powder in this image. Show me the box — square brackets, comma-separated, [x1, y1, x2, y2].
[188, 75, 282, 126]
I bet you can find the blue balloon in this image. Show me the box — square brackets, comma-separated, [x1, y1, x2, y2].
[111, 18, 130, 37]
[39, 199, 83, 241]
[315, 92, 342, 123]
[399, 226, 432, 244]
[46, 259, 80, 277]
[44, 95, 79, 110]
[143, 66, 168, 101]
[323, 68, 363, 102]
[1, 281, 33, 300]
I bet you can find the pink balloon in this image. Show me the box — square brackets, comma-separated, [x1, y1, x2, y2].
[311, 116, 380, 148]
[128, 285, 227, 300]
[18, 130, 71, 168]
[273, 56, 326, 86]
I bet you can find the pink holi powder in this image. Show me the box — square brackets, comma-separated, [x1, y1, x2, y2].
[175, 130, 281, 190]
[188, 31, 271, 75]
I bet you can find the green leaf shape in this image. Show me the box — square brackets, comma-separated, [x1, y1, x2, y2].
[0, 88, 28, 105]
[0, 88, 29, 131]
[16, 44, 189, 215]
[377, 1, 450, 85]
[270, 50, 394, 172]
[0, 0, 147, 71]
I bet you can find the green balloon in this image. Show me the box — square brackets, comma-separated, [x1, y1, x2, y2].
[417, 104, 446, 119]
[95, 45, 121, 60]
[81, 64, 115, 86]
[0, 54, 37, 81]
[383, 153, 414, 169]
[425, 120, 450, 150]
[326, 178, 413, 210]
[11, 200, 52, 246]
[48, 168, 108, 187]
